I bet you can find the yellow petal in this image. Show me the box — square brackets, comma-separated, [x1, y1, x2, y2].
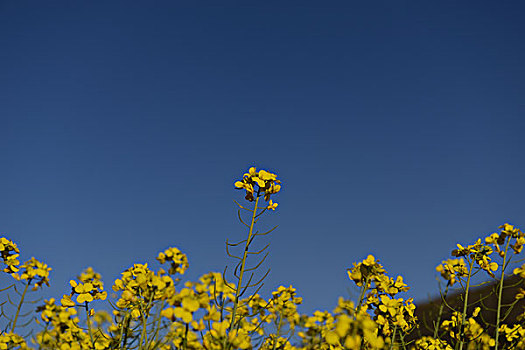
[174, 307, 193, 323]
[253, 177, 265, 187]
[61, 295, 76, 307]
[258, 169, 271, 180]
[182, 297, 200, 312]
[97, 291, 108, 300]
[83, 283, 94, 292]
[74, 284, 84, 294]
[77, 293, 94, 303]
[161, 308, 174, 319]
[326, 331, 339, 345]
[131, 309, 141, 318]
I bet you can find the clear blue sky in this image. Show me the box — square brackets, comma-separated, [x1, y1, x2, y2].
[1, 1, 524, 314]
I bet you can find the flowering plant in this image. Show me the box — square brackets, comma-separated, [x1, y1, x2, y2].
[0, 167, 524, 350]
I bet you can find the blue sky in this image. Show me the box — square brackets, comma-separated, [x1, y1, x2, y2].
[1, 1, 524, 314]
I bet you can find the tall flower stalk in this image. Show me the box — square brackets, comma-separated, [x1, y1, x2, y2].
[220, 167, 281, 348]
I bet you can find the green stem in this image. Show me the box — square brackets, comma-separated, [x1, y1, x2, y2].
[85, 302, 95, 348]
[354, 279, 370, 350]
[434, 284, 449, 339]
[229, 195, 260, 331]
[400, 331, 407, 350]
[183, 322, 189, 350]
[117, 313, 130, 350]
[139, 291, 155, 349]
[150, 300, 165, 349]
[121, 313, 131, 350]
[355, 275, 371, 316]
[389, 325, 398, 350]
[139, 309, 148, 348]
[271, 313, 284, 350]
[11, 279, 31, 332]
[495, 236, 512, 350]
[458, 260, 474, 350]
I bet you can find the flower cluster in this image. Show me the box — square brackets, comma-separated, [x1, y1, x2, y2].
[441, 308, 496, 348]
[374, 294, 416, 336]
[347, 255, 417, 342]
[267, 285, 303, 329]
[36, 298, 112, 350]
[347, 255, 386, 289]
[486, 223, 525, 256]
[61, 267, 107, 306]
[0, 332, 31, 350]
[435, 258, 468, 286]
[431, 224, 525, 350]
[499, 324, 525, 348]
[234, 167, 281, 204]
[0, 236, 20, 275]
[12, 257, 51, 290]
[414, 336, 453, 350]
[452, 238, 498, 276]
[162, 287, 204, 323]
[299, 308, 385, 350]
[157, 247, 189, 276]
[203, 320, 252, 350]
[113, 263, 175, 318]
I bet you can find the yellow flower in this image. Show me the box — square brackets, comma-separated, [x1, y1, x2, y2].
[500, 223, 521, 237]
[378, 295, 401, 317]
[76, 291, 94, 303]
[74, 282, 93, 294]
[514, 264, 525, 278]
[12, 257, 52, 290]
[512, 236, 525, 254]
[325, 331, 339, 345]
[0, 237, 21, 275]
[257, 169, 275, 181]
[182, 296, 200, 312]
[0, 237, 19, 254]
[234, 166, 281, 203]
[156, 247, 189, 275]
[65, 268, 106, 306]
[244, 167, 257, 177]
[363, 255, 376, 266]
[61, 295, 76, 307]
[436, 259, 468, 286]
[174, 307, 193, 323]
[267, 200, 278, 210]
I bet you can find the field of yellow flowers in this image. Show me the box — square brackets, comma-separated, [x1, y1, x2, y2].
[1, 167, 525, 349]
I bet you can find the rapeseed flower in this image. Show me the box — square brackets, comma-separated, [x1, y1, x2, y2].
[0, 237, 20, 275]
[415, 336, 453, 350]
[0, 332, 31, 350]
[157, 247, 189, 275]
[436, 259, 468, 286]
[234, 166, 281, 203]
[347, 255, 386, 287]
[62, 268, 107, 306]
[12, 257, 51, 290]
